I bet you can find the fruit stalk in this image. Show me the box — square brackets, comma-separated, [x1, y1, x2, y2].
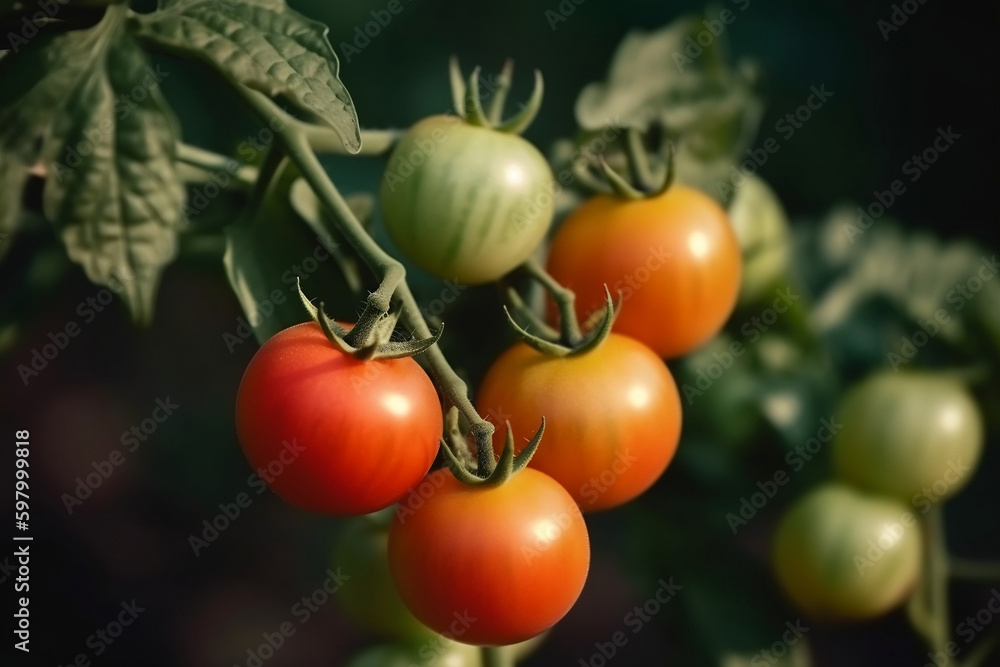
[236, 87, 498, 471]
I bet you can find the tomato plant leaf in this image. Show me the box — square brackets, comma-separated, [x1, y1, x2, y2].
[573, 16, 762, 196]
[0, 8, 185, 321]
[224, 161, 360, 345]
[0, 24, 101, 261]
[137, 0, 361, 153]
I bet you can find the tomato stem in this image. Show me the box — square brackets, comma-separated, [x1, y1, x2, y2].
[481, 646, 514, 667]
[234, 86, 501, 471]
[522, 258, 584, 346]
[949, 558, 1000, 582]
[909, 505, 951, 654]
[624, 127, 655, 192]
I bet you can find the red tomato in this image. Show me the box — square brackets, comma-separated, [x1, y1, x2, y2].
[475, 334, 682, 511]
[546, 185, 742, 358]
[236, 322, 442, 515]
[388, 468, 590, 646]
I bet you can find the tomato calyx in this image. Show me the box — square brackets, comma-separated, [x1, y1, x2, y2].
[440, 406, 545, 485]
[505, 261, 618, 357]
[449, 57, 544, 135]
[574, 129, 676, 201]
[296, 281, 443, 360]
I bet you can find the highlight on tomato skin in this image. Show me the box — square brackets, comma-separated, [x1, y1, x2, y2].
[235, 321, 442, 516]
[475, 333, 683, 512]
[546, 184, 743, 359]
[387, 468, 591, 647]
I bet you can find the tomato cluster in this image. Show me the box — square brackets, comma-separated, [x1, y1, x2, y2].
[771, 370, 985, 621]
[233, 62, 754, 658]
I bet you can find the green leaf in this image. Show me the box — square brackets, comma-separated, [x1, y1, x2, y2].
[573, 16, 762, 196]
[0, 160, 28, 261]
[223, 161, 361, 346]
[0, 8, 186, 321]
[137, 0, 361, 153]
[575, 16, 725, 130]
[0, 24, 101, 254]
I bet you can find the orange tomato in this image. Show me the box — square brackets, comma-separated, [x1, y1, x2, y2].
[476, 334, 682, 511]
[547, 185, 742, 358]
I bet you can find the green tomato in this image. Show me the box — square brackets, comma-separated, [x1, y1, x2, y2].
[831, 371, 983, 503]
[334, 517, 436, 642]
[380, 115, 555, 284]
[772, 484, 922, 621]
[727, 175, 791, 305]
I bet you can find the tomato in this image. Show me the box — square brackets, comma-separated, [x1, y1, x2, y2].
[475, 333, 682, 511]
[546, 184, 742, 359]
[831, 371, 983, 503]
[236, 322, 442, 515]
[379, 115, 556, 284]
[771, 484, 922, 621]
[388, 468, 589, 645]
[334, 517, 436, 641]
[727, 175, 791, 305]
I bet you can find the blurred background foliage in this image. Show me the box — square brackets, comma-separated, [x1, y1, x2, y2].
[1, 0, 998, 665]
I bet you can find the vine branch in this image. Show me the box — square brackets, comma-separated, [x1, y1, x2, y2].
[235, 87, 497, 475]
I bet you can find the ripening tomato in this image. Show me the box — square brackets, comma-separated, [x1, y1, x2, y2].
[475, 334, 682, 511]
[831, 371, 983, 503]
[547, 185, 742, 358]
[379, 115, 556, 284]
[334, 517, 436, 641]
[236, 322, 442, 515]
[772, 484, 922, 621]
[388, 468, 589, 646]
